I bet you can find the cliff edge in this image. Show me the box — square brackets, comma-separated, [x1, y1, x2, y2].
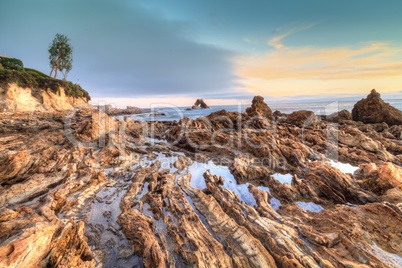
[0, 83, 88, 112]
[0, 59, 90, 112]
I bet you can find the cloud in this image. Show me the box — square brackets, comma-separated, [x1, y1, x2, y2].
[236, 42, 402, 96]
[268, 22, 317, 49]
[268, 35, 287, 49]
[239, 42, 402, 80]
[0, 0, 239, 99]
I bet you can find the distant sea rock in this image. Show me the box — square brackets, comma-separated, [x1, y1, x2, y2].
[192, 99, 209, 109]
[245, 96, 273, 119]
[352, 89, 402, 126]
[101, 105, 145, 116]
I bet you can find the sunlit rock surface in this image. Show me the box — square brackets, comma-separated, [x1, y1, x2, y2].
[1, 93, 402, 267]
[352, 89, 402, 126]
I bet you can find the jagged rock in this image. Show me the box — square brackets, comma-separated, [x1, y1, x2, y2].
[119, 209, 168, 268]
[0, 172, 66, 207]
[355, 162, 402, 195]
[0, 208, 18, 222]
[0, 151, 32, 184]
[327, 109, 352, 122]
[381, 187, 402, 204]
[0, 216, 94, 268]
[352, 89, 402, 126]
[230, 157, 271, 183]
[285, 110, 317, 127]
[337, 125, 396, 162]
[0, 222, 59, 267]
[196, 171, 330, 267]
[192, 99, 209, 109]
[281, 202, 402, 267]
[179, 173, 278, 267]
[0, 107, 149, 267]
[46, 220, 94, 267]
[245, 96, 273, 119]
[389, 125, 402, 139]
[295, 162, 378, 204]
[1, 96, 402, 268]
[338, 109, 352, 120]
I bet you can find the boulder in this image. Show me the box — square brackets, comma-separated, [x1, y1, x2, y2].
[327, 109, 352, 122]
[352, 89, 402, 126]
[338, 109, 352, 120]
[245, 96, 273, 119]
[285, 110, 317, 127]
[355, 162, 402, 195]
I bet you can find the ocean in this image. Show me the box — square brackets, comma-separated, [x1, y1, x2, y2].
[122, 99, 402, 122]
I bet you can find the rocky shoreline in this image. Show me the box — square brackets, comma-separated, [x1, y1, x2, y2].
[1, 90, 402, 267]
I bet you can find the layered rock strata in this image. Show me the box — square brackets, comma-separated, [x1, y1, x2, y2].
[1, 91, 402, 267]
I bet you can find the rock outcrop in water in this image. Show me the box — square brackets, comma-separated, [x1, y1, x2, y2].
[352, 89, 402, 126]
[1, 91, 402, 267]
[191, 99, 209, 109]
[98, 105, 146, 116]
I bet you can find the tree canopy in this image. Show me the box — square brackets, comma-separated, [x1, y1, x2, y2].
[48, 33, 73, 80]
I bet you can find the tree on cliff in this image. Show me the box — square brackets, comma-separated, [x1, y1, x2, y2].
[48, 33, 73, 80]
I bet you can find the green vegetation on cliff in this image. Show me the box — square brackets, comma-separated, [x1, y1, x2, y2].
[0, 57, 90, 101]
[0, 57, 24, 70]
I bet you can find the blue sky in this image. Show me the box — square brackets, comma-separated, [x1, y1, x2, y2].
[1, 0, 402, 107]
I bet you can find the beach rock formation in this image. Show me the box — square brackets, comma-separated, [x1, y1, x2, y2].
[1, 93, 402, 267]
[192, 99, 209, 109]
[356, 162, 402, 195]
[327, 109, 352, 122]
[245, 95, 273, 119]
[285, 110, 318, 127]
[338, 109, 352, 120]
[352, 89, 402, 126]
[0, 216, 94, 267]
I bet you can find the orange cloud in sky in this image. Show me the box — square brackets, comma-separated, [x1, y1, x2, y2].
[268, 22, 317, 50]
[237, 41, 402, 97]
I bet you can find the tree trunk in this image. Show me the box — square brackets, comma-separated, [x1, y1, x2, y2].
[54, 56, 61, 78]
[50, 66, 55, 77]
[54, 65, 59, 79]
[62, 70, 69, 81]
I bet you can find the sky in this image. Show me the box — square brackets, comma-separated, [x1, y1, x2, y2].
[1, 0, 402, 108]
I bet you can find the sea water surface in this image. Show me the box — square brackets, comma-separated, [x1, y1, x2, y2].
[120, 99, 402, 122]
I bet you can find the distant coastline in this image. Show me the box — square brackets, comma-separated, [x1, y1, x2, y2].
[118, 98, 402, 122]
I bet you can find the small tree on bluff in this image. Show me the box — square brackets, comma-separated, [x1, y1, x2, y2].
[48, 33, 73, 80]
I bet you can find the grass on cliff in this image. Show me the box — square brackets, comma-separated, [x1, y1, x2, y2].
[0, 68, 90, 101]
